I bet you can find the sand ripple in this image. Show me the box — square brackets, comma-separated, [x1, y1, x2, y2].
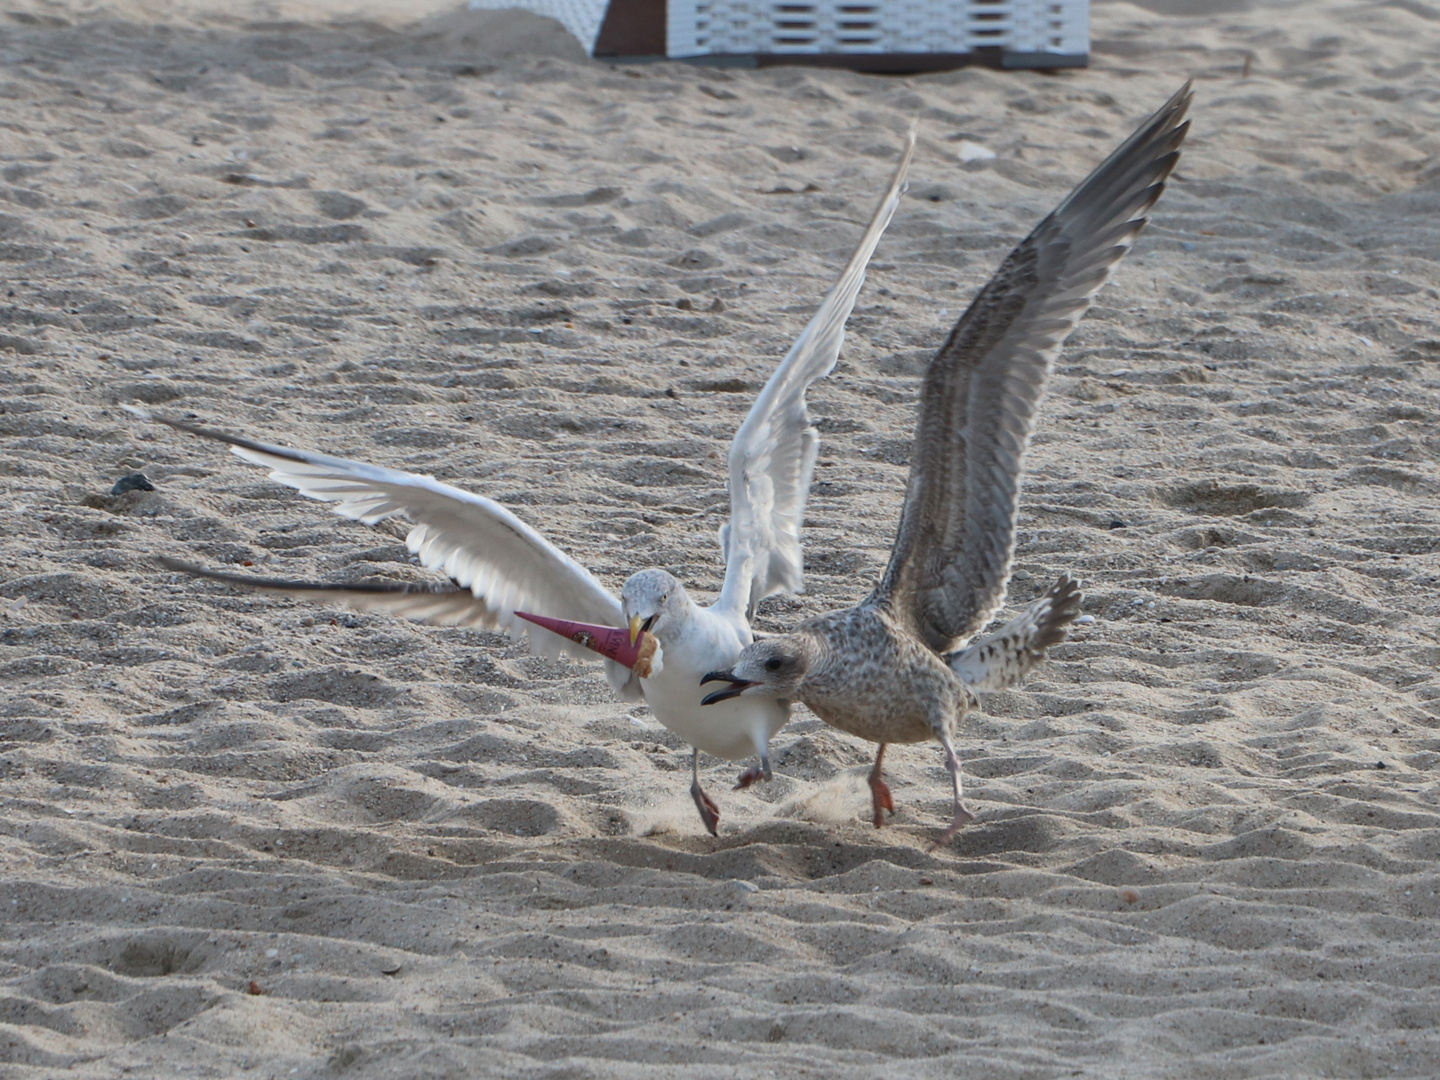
[2, 0, 1440, 1075]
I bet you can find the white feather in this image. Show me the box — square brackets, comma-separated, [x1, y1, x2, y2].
[715, 129, 916, 621]
[122, 405, 640, 699]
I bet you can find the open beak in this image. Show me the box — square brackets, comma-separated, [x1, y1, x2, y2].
[629, 613, 657, 646]
[700, 669, 754, 706]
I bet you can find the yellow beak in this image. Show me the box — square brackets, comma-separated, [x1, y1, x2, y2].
[629, 615, 644, 646]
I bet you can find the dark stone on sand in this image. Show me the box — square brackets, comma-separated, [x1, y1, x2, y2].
[110, 473, 156, 496]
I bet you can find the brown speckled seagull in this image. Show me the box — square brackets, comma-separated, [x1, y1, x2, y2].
[702, 84, 1192, 845]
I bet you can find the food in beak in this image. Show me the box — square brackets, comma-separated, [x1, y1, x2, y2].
[517, 611, 661, 678]
[628, 613, 657, 646]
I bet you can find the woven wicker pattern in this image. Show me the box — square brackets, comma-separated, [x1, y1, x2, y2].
[468, 0, 610, 53]
[668, 0, 1088, 58]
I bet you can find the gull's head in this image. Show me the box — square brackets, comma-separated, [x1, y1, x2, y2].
[701, 635, 812, 705]
[620, 568, 687, 645]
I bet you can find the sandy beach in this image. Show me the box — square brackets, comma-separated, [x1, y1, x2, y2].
[2, 0, 1439, 1075]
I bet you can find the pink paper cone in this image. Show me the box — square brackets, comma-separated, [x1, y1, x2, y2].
[515, 611, 659, 676]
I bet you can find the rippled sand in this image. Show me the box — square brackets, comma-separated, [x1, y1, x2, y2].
[2, 0, 1439, 1076]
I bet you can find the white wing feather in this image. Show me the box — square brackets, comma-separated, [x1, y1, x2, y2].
[129, 408, 639, 699]
[716, 129, 916, 620]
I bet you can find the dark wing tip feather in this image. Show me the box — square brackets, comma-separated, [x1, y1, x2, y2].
[1054, 85, 1192, 235]
[157, 555, 468, 598]
[143, 413, 315, 466]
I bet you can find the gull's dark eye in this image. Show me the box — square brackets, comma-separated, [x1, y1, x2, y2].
[765, 658, 783, 672]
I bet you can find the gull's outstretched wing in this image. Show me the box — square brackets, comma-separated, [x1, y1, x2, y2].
[872, 84, 1192, 653]
[948, 575, 1081, 694]
[715, 129, 916, 622]
[131, 408, 640, 699]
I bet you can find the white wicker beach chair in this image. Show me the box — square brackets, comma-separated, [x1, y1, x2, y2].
[468, 0, 1089, 70]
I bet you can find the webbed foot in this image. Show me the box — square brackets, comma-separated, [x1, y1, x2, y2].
[870, 779, 895, 829]
[926, 731, 974, 849]
[734, 766, 765, 790]
[867, 744, 894, 828]
[691, 782, 720, 836]
[928, 803, 975, 850]
[733, 751, 772, 791]
[690, 747, 720, 836]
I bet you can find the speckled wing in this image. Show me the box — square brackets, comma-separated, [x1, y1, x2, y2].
[872, 85, 1191, 653]
[716, 129, 915, 622]
[131, 409, 640, 700]
[947, 575, 1081, 694]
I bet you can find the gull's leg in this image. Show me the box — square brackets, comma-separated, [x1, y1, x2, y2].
[868, 743, 895, 828]
[930, 728, 975, 848]
[733, 746, 772, 790]
[690, 748, 720, 836]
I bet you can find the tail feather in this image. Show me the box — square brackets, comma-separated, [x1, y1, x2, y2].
[947, 575, 1082, 695]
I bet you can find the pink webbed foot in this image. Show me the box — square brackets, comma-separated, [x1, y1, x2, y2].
[691, 782, 720, 836]
[734, 766, 764, 790]
[689, 748, 720, 836]
[733, 753, 772, 791]
[870, 779, 896, 829]
[927, 732, 975, 849]
[867, 744, 895, 829]
[929, 803, 976, 850]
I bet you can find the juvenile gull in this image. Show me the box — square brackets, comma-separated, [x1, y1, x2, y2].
[132, 132, 914, 835]
[702, 85, 1193, 844]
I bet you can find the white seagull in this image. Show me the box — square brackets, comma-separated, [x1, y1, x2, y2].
[134, 131, 915, 835]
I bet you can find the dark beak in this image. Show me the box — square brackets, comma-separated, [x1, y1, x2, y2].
[700, 669, 753, 706]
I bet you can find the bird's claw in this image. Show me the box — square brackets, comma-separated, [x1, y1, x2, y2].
[867, 744, 895, 828]
[734, 755, 772, 791]
[733, 765, 766, 790]
[692, 783, 721, 837]
[927, 804, 976, 851]
[869, 778, 895, 829]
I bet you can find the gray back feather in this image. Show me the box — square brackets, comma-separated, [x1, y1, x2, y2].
[871, 84, 1192, 652]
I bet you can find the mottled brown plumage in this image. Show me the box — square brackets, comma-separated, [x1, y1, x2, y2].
[703, 85, 1192, 844]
